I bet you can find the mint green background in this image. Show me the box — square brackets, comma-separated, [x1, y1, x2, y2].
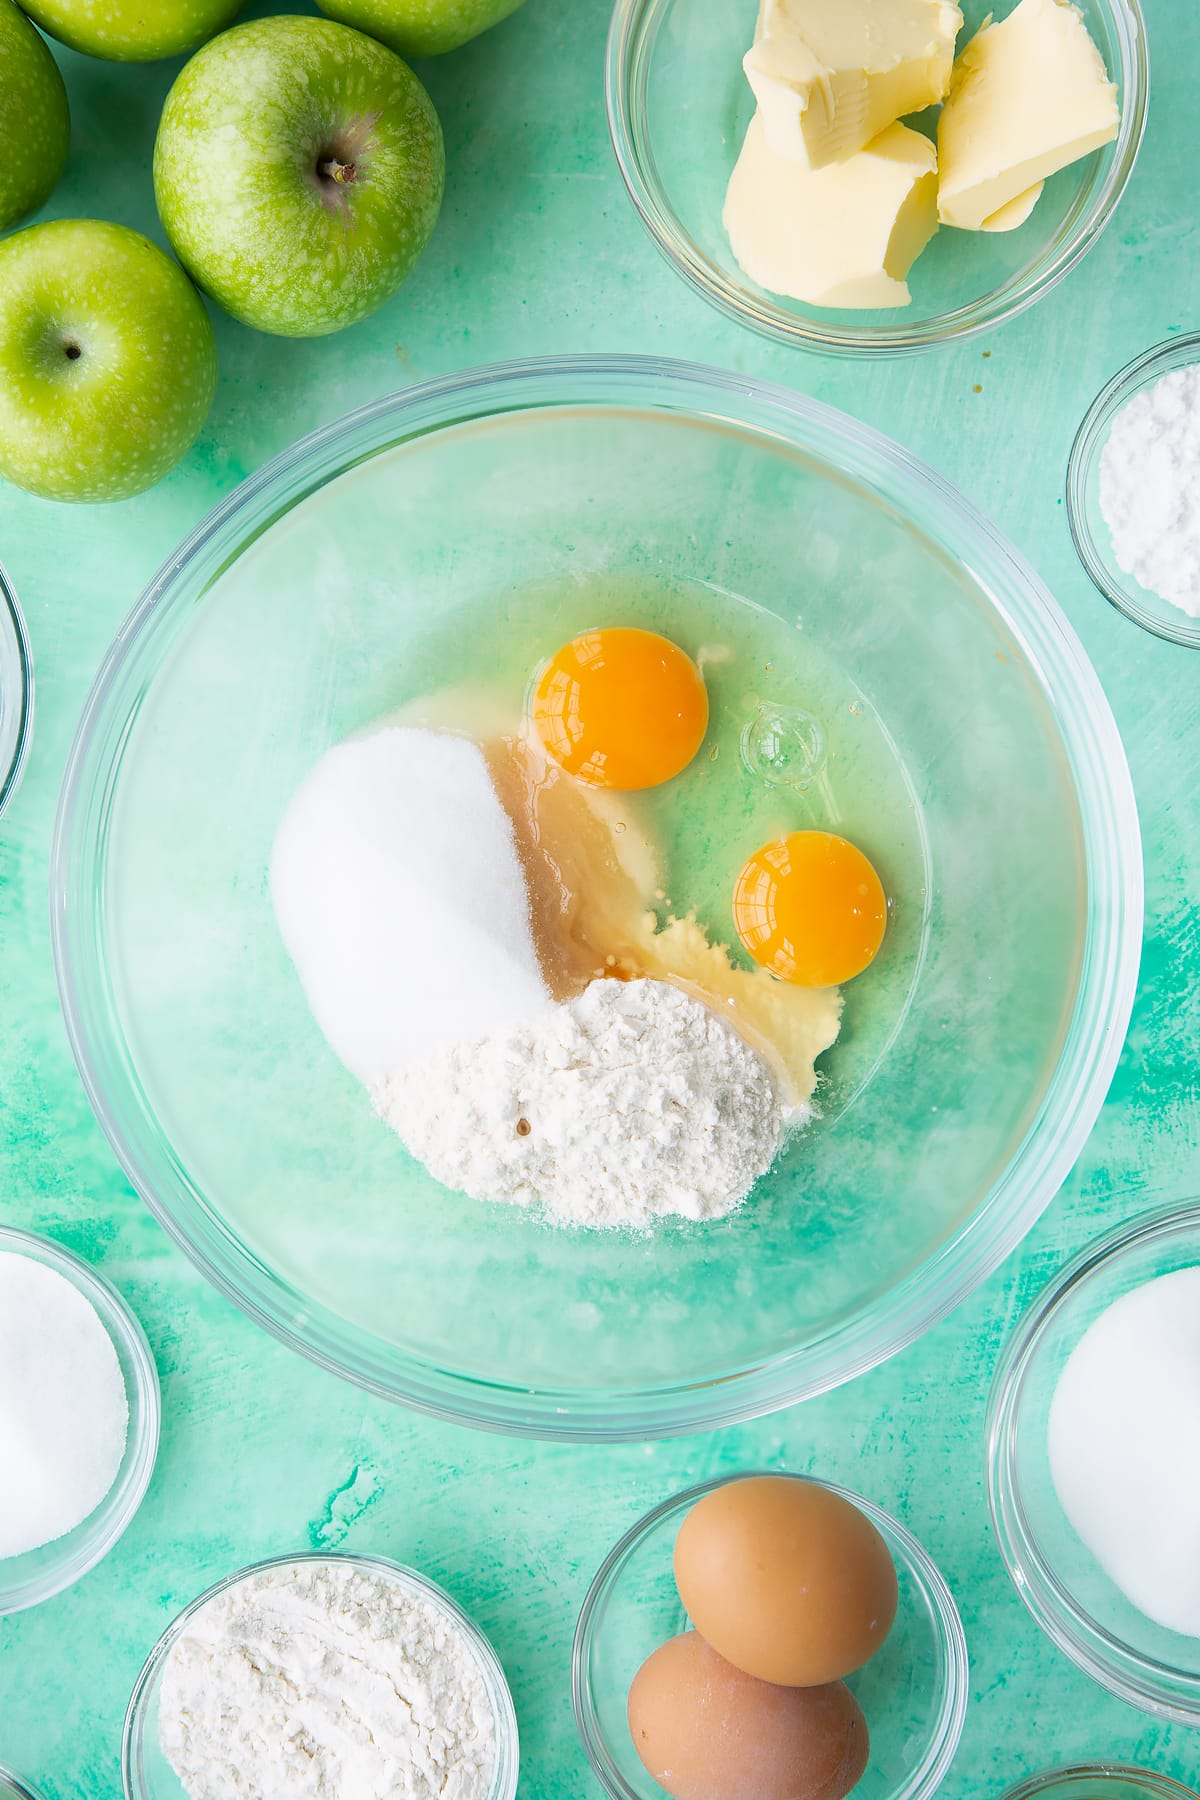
[0, 0, 1197, 1794]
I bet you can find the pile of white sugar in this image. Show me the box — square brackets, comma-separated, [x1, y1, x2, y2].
[159, 1558, 498, 1800]
[0, 1251, 129, 1561]
[1049, 1265, 1200, 1637]
[1099, 362, 1200, 619]
[273, 728, 790, 1230]
[373, 977, 790, 1229]
[271, 726, 548, 1085]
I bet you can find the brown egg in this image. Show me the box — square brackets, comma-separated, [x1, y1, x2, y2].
[627, 1631, 869, 1800]
[674, 1476, 898, 1686]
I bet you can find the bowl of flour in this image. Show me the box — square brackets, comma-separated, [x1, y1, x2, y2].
[1068, 333, 1200, 650]
[122, 1552, 519, 1800]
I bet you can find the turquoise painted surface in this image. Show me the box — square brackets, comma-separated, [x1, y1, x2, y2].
[0, 0, 1197, 1794]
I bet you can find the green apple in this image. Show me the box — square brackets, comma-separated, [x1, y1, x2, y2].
[20, 0, 242, 61]
[0, 0, 69, 230]
[0, 220, 218, 503]
[154, 17, 444, 339]
[316, 0, 525, 57]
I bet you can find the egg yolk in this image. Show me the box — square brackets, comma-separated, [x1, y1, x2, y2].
[733, 831, 887, 988]
[530, 627, 709, 790]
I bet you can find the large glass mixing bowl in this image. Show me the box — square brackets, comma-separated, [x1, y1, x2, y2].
[52, 357, 1142, 1440]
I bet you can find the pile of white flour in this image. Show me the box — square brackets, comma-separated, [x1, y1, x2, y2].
[1099, 362, 1200, 618]
[373, 977, 790, 1230]
[159, 1559, 497, 1800]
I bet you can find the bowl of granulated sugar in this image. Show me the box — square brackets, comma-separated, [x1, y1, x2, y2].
[988, 1200, 1200, 1726]
[1068, 334, 1200, 650]
[0, 1226, 160, 1615]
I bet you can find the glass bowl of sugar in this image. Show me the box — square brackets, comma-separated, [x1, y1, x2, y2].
[988, 1199, 1200, 1724]
[1067, 334, 1200, 650]
[0, 1226, 160, 1615]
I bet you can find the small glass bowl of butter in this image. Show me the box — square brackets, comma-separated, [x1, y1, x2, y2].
[999, 1768, 1200, 1800]
[606, 0, 1148, 356]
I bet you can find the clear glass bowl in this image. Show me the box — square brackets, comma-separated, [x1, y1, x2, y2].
[0, 1226, 160, 1615]
[1066, 334, 1200, 649]
[999, 1770, 1200, 1800]
[0, 1768, 47, 1800]
[606, 0, 1149, 356]
[122, 1551, 519, 1800]
[0, 560, 33, 821]
[988, 1201, 1200, 1725]
[52, 355, 1142, 1441]
[573, 1472, 968, 1800]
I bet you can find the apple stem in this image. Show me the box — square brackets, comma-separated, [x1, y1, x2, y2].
[318, 157, 357, 186]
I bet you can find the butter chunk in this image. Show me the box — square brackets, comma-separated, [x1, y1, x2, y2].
[982, 182, 1044, 231]
[724, 115, 939, 310]
[938, 0, 1120, 231]
[745, 0, 963, 170]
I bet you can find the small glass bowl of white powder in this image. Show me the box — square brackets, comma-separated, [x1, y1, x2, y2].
[123, 1551, 520, 1800]
[0, 1226, 160, 1616]
[1067, 334, 1200, 650]
[988, 1199, 1200, 1726]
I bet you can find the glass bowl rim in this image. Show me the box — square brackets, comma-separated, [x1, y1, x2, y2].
[0, 1766, 47, 1800]
[121, 1548, 520, 1800]
[1065, 331, 1200, 649]
[604, 0, 1150, 357]
[572, 1469, 969, 1800]
[987, 1197, 1200, 1724]
[998, 1767, 1200, 1800]
[0, 1224, 161, 1616]
[51, 351, 1143, 1441]
[0, 559, 33, 822]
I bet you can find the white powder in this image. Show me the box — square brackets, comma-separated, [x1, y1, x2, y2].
[271, 728, 548, 1085]
[0, 1252, 128, 1561]
[1099, 363, 1200, 618]
[373, 977, 790, 1230]
[159, 1559, 498, 1800]
[1049, 1266, 1200, 1637]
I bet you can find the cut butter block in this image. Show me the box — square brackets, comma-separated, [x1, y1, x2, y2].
[745, 0, 963, 170]
[938, 0, 1120, 231]
[981, 181, 1044, 231]
[724, 115, 939, 310]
